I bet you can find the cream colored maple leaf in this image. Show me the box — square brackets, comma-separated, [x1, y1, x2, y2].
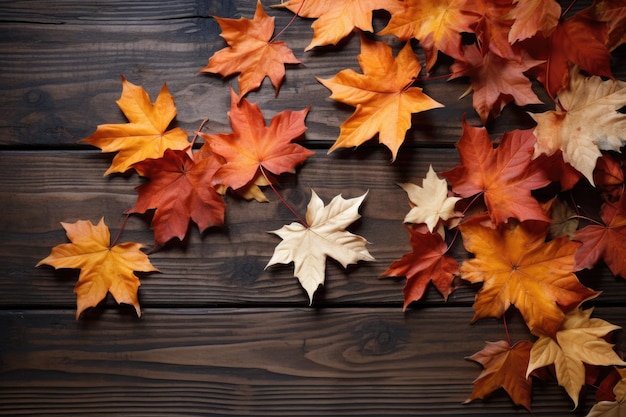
[531, 68, 626, 185]
[527, 308, 626, 408]
[586, 369, 626, 417]
[266, 190, 374, 303]
[37, 218, 158, 318]
[399, 165, 461, 233]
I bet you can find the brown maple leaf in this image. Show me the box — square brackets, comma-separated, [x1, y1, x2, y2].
[465, 340, 533, 411]
[274, 0, 395, 51]
[317, 36, 443, 161]
[527, 307, 626, 408]
[378, 0, 477, 71]
[198, 87, 314, 192]
[450, 45, 543, 122]
[82, 77, 190, 175]
[574, 194, 626, 278]
[381, 226, 459, 310]
[460, 215, 598, 337]
[464, 0, 517, 60]
[201, 1, 301, 98]
[37, 218, 158, 318]
[442, 121, 551, 225]
[266, 190, 374, 303]
[129, 146, 226, 246]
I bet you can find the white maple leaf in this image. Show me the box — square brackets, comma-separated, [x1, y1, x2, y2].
[266, 190, 374, 303]
[399, 164, 461, 233]
[531, 68, 626, 185]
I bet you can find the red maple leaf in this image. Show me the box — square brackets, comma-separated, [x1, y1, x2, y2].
[198, 88, 314, 191]
[521, 8, 612, 98]
[442, 120, 551, 225]
[381, 226, 459, 311]
[574, 195, 626, 278]
[129, 147, 226, 245]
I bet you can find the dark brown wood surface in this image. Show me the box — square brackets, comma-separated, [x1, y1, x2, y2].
[1, 1, 624, 416]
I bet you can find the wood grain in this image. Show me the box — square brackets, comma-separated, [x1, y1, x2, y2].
[2, 307, 623, 416]
[1, 149, 622, 309]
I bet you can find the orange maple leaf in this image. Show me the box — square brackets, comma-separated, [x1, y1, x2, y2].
[450, 45, 543, 122]
[459, 215, 597, 337]
[37, 218, 158, 318]
[198, 88, 314, 192]
[201, 1, 301, 98]
[442, 121, 551, 225]
[378, 0, 476, 71]
[275, 0, 395, 51]
[82, 77, 190, 175]
[506, 0, 561, 43]
[465, 0, 517, 60]
[574, 195, 626, 278]
[129, 146, 226, 246]
[317, 36, 443, 160]
[381, 226, 459, 311]
[465, 340, 533, 411]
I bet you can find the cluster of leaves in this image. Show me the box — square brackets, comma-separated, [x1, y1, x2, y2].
[37, 0, 626, 414]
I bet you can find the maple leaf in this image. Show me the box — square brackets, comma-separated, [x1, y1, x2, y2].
[450, 45, 543, 122]
[465, 0, 517, 60]
[521, 10, 612, 98]
[198, 88, 314, 192]
[82, 77, 190, 175]
[531, 68, 626, 185]
[274, 0, 394, 51]
[506, 0, 561, 43]
[586, 368, 626, 417]
[37, 218, 158, 318]
[527, 307, 626, 408]
[266, 190, 374, 303]
[464, 340, 533, 411]
[442, 121, 551, 225]
[129, 147, 226, 246]
[317, 36, 443, 161]
[459, 216, 598, 337]
[398, 165, 461, 233]
[378, 0, 477, 71]
[574, 195, 626, 278]
[582, 0, 626, 52]
[594, 153, 625, 202]
[381, 226, 459, 310]
[200, 0, 301, 98]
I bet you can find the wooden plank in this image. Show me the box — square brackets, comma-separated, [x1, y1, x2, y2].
[2, 306, 624, 415]
[1, 149, 623, 308]
[5, 1, 623, 147]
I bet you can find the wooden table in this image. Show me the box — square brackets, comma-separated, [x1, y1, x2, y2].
[1, 1, 624, 415]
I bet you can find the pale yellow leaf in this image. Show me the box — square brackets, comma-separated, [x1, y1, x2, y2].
[266, 190, 374, 303]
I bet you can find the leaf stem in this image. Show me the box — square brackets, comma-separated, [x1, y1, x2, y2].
[259, 165, 309, 227]
[270, 0, 306, 44]
[110, 213, 131, 248]
[503, 313, 512, 346]
[191, 117, 209, 148]
[445, 192, 484, 252]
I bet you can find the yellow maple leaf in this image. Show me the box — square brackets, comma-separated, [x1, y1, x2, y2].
[317, 36, 443, 161]
[82, 77, 190, 175]
[37, 218, 158, 318]
[527, 308, 626, 408]
[266, 190, 374, 303]
[531, 67, 626, 185]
